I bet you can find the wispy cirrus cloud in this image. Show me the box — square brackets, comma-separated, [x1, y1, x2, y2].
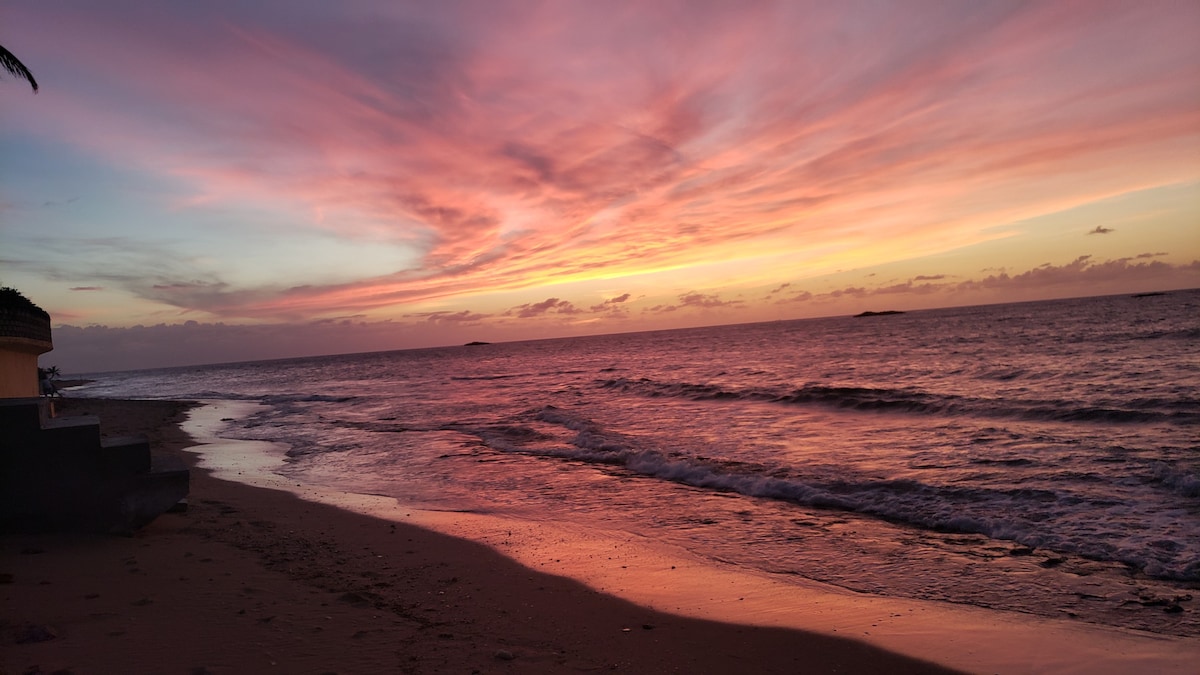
[4, 0, 1197, 370]
[9, 1, 1199, 325]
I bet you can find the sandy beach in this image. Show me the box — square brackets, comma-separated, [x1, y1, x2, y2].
[2, 398, 959, 674]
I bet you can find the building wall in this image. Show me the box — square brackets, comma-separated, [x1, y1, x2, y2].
[0, 339, 51, 398]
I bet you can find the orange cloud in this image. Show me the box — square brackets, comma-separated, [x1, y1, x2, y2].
[6, 1, 1198, 332]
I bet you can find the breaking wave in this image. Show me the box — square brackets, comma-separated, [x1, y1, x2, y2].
[598, 378, 1200, 425]
[460, 405, 1200, 581]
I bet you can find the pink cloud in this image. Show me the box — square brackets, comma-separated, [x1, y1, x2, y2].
[587, 294, 634, 316]
[506, 298, 582, 319]
[955, 256, 1199, 293]
[405, 310, 491, 325]
[42, 255, 1199, 372]
[776, 257, 1199, 307]
[646, 291, 744, 315]
[777, 290, 814, 304]
[7, 2, 1199, 326]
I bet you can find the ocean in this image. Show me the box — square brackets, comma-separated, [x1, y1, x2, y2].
[77, 290, 1200, 637]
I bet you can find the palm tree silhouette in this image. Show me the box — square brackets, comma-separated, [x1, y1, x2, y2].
[1, 43, 38, 92]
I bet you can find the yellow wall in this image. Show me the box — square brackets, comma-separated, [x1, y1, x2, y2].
[0, 337, 52, 398]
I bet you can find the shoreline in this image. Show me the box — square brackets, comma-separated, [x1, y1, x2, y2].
[180, 400, 1200, 673]
[4, 398, 960, 674]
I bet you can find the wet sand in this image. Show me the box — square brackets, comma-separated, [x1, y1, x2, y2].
[2, 398, 958, 674]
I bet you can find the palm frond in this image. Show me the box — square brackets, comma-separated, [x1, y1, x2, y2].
[0, 44, 38, 92]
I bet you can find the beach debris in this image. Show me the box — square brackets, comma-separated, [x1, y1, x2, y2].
[494, 649, 516, 660]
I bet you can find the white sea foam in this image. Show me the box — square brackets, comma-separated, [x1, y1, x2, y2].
[83, 290, 1200, 635]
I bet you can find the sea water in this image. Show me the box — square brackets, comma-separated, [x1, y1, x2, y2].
[77, 291, 1200, 636]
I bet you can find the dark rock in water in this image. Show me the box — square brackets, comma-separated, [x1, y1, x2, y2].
[463, 341, 491, 346]
[853, 310, 905, 317]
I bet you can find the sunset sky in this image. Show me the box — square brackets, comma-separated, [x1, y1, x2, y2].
[2, 1, 1198, 372]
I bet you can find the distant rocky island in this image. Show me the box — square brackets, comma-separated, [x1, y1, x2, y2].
[1132, 292, 1167, 298]
[463, 341, 491, 346]
[853, 310, 905, 318]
